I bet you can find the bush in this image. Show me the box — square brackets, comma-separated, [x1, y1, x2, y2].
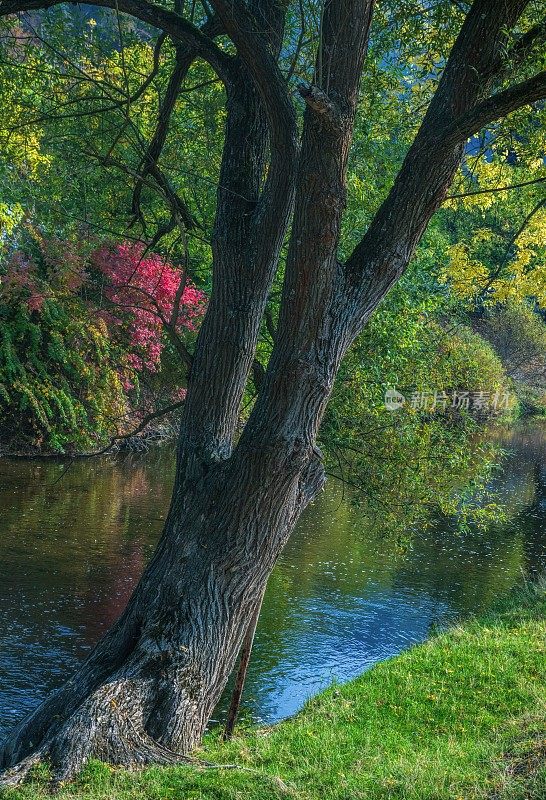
[0, 235, 128, 452]
[0, 233, 206, 452]
[320, 292, 512, 529]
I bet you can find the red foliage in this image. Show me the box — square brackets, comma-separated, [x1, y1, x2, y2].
[92, 242, 206, 372]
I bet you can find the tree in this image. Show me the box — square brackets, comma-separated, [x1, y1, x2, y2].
[1, 0, 545, 786]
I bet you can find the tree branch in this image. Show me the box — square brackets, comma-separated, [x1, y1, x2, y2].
[91, 399, 187, 455]
[509, 19, 546, 63]
[486, 18, 546, 79]
[128, 31, 166, 103]
[208, 0, 298, 318]
[344, 0, 532, 332]
[7, 400, 186, 460]
[209, 0, 298, 182]
[0, 0, 235, 82]
[478, 196, 545, 299]
[130, 15, 223, 227]
[445, 70, 546, 142]
[445, 175, 546, 199]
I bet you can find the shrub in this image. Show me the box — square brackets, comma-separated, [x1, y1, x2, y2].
[0, 234, 206, 452]
[0, 234, 128, 452]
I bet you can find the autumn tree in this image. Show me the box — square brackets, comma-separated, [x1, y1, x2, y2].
[0, 0, 545, 786]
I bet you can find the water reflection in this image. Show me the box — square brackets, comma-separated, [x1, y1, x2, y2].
[0, 423, 544, 736]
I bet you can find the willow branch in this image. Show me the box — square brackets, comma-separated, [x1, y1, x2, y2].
[487, 18, 546, 79]
[131, 16, 222, 226]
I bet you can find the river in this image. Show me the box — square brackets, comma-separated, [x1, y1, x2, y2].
[0, 422, 544, 740]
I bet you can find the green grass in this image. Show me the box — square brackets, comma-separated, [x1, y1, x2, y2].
[2, 582, 545, 800]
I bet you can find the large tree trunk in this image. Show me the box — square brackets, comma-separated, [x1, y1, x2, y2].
[0, 444, 324, 784]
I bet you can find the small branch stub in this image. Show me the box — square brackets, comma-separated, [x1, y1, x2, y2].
[298, 83, 341, 121]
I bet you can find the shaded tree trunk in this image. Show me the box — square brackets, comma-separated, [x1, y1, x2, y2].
[1, 0, 544, 786]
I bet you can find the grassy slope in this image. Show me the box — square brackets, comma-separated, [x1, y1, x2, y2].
[2, 585, 545, 800]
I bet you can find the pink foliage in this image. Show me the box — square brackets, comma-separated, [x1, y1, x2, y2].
[92, 242, 206, 372]
[27, 292, 46, 312]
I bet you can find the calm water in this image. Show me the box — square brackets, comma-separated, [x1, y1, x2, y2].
[0, 423, 544, 739]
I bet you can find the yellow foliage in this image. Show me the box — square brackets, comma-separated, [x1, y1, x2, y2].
[443, 242, 490, 301]
[443, 208, 546, 308]
[0, 202, 23, 238]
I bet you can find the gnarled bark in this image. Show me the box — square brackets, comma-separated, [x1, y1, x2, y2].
[0, 446, 324, 784]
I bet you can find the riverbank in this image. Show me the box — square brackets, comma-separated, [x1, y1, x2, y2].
[2, 581, 544, 799]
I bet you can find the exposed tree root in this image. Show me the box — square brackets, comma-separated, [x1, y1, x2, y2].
[0, 672, 197, 786]
[0, 678, 256, 789]
[0, 751, 45, 788]
[0, 726, 258, 791]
